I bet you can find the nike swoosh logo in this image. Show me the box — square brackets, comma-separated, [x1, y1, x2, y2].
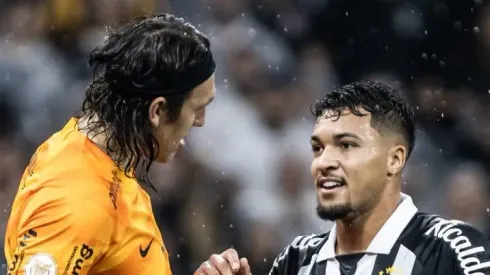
[140, 238, 154, 258]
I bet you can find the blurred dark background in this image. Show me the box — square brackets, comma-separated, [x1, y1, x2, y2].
[1, 0, 490, 274]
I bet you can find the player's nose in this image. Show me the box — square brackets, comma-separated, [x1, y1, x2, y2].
[316, 150, 340, 172]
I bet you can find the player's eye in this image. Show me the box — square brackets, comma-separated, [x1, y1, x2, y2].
[311, 144, 323, 154]
[339, 142, 356, 150]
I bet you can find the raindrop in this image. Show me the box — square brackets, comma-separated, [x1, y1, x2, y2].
[473, 26, 480, 33]
[202, 224, 206, 228]
[439, 60, 446, 67]
[345, 12, 349, 16]
[424, 30, 428, 36]
[275, 66, 280, 70]
[177, 254, 180, 258]
[276, 14, 281, 20]
[241, 13, 245, 17]
[441, 113, 444, 118]
[421, 53, 428, 59]
[431, 53, 437, 59]
[264, 258, 268, 262]
[224, 79, 228, 83]
[283, 27, 288, 32]
[229, 224, 234, 228]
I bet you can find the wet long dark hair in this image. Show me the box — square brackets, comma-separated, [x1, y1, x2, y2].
[80, 13, 212, 190]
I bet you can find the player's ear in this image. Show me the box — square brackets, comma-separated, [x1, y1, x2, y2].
[149, 96, 167, 128]
[387, 144, 406, 176]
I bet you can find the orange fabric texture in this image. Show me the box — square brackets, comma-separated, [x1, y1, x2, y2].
[4, 118, 171, 275]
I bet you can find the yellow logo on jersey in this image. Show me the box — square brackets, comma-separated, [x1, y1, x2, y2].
[378, 266, 400, 275]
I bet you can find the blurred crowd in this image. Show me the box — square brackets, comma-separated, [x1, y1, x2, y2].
[1, 0, 490, 273]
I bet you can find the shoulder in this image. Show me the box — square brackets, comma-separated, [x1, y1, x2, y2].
[17, 177, 117, 232]
[417, 214, 488, 244]
[272, 233, 328, 267]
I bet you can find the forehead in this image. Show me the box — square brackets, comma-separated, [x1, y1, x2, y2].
[312, 109, 379, 140]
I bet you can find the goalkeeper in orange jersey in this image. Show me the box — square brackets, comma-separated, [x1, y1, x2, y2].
[4, 13, 250, 275]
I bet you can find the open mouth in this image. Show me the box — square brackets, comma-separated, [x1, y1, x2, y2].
[318, 178, 346, 191]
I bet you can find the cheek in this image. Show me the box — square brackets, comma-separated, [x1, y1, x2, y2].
[345, 148, 387, 188]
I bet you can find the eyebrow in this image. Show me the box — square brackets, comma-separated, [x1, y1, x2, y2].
[310, 132, 362, 143]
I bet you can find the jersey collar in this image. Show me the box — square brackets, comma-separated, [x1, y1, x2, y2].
[316, 193, 418, 262]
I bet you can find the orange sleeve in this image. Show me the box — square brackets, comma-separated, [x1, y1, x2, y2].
[6, 184, 114, 275]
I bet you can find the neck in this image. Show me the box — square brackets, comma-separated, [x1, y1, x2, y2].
[335, 186, 401, 255]
[78, 115, 109, 152]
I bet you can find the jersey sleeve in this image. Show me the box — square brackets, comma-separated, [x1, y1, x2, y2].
[269, 243, 300, 275]
[5, 186, 114, 275]
[430, 221, 490, 275]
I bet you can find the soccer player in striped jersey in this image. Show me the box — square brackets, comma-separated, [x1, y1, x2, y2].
[269, 80, 490, 275]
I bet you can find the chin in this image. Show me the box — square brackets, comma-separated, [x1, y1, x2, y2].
[316, 201, 353, 221]
[155, 152, 174, 163]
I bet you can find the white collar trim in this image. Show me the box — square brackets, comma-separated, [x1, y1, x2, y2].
[316, 193, 418, 262]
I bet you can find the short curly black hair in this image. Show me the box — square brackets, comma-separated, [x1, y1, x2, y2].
[312, 80, 416, 159]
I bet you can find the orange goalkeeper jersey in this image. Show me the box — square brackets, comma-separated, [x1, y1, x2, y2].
[4, 118, 172, 275]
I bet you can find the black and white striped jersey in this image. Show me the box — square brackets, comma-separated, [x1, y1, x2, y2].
[269, 195, 490, 275]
